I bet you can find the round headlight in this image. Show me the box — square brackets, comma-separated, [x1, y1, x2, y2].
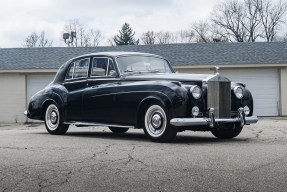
[192, 106, 200, 117]
[190, 85, 202, 99]
[233, 86, 244, 99]
[243, 106, 250, 115]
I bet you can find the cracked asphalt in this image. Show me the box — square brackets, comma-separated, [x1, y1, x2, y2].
[0, 118, 287, 192]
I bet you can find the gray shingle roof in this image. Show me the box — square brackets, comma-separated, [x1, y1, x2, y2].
[0, 42, 287, 70]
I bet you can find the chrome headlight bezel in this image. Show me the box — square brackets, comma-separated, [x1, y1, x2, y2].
[233, 86, 244, 99]
[190, 85, 202, 99]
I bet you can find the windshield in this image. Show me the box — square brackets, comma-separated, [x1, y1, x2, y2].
[116, 55, 174, 75]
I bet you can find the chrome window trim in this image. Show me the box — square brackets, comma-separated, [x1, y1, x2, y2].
[65, 58, 90, 81]
[115, 55, 175, 75]
[91, 57, 116, 77]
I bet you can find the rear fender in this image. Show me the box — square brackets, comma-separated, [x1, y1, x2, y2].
[40, 92, 66, 120]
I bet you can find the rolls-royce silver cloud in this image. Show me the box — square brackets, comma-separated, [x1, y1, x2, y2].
[25, 52, 258, 142]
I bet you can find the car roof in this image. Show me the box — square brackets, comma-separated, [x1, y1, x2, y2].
[71, 51, 163, 60]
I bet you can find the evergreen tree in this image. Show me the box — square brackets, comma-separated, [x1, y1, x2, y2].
[113, 23, 139, 45]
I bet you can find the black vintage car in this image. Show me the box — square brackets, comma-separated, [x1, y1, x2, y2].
[25, 52, 258, 142]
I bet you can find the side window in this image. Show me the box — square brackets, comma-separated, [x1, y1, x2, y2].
[92, 57, 116, 77]
[74, 58, 89, 78]
[66, 58, 89, 80]
[66, 63, 75, 79]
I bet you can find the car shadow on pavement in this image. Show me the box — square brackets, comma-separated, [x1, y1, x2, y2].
[65, 131, 149, 142]
[34, 130, 249, 144]
[173, 135, 248, 144]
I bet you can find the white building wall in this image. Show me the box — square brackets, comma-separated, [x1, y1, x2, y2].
[0, 74, 26, 123]
[280, 67, 287, 116]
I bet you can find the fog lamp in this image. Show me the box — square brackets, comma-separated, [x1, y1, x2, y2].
[192, 106, 200, 117]
[243, 106, 250, 116]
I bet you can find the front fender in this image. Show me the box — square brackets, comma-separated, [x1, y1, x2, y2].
[135, 82, 189, 127]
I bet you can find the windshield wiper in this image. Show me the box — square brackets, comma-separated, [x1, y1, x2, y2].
[148, 70, 160, 73]
[124, 70, 134, 73]
[123, 70, 161, 76]
[122, 70, 142, 76]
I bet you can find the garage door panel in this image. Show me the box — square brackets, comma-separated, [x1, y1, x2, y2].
[222, 69, 279, 116]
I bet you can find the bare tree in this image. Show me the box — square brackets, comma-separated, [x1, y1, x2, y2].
[244, 0, 263, 42]
[63, 20, 103, 47]
[173, 30, 195, 43]
[23, 31, 53, 47]
[155, 31, 173, 44]
[141, 30, 195, 44]
[211, 0, 250, 42]
[89, 29, 103, 46]
[141, 31, 157, 45]
[257, 0, 287, 42]
[191, 21, 229, 43]
[192, 21, 213, 42]
[211, 0, 287, 42]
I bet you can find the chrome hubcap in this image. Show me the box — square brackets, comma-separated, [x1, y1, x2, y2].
[145, 105, 167, 138]
[151, 113, 162, 129]
[50, 111, 58, 124]
[45, 104, 59, 131]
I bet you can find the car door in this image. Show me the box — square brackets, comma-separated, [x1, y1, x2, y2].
[62, 57, 90, 121]
[82, 57, 119, 123]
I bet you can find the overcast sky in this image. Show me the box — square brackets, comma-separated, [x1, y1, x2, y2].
[0, 0, 283, 48]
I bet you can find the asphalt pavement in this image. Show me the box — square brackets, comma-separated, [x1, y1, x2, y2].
[0, 117, 287, 192]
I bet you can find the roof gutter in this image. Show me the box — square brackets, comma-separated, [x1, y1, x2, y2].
[0, 69, 58, 74]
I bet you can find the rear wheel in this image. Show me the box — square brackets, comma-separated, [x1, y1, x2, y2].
[143, 104, 177, 142]
[211, 124, 243, 139]
[45, 104, 69, 135]
[109, 127, 129, 133]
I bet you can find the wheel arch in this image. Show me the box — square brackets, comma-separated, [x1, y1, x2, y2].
[136, 96, 172, 128]
[40, 93, 65, 120]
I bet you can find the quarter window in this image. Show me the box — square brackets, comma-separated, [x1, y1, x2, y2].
[92, 57, 116, 77]
[66, 58, 90, 79]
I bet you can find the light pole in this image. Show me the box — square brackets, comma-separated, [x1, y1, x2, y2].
[63, 32, 77, 47]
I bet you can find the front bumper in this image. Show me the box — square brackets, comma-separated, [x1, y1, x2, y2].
[170, 108, 258, 127]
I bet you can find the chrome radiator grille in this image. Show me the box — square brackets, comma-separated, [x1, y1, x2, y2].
[206, 73, 231, 118]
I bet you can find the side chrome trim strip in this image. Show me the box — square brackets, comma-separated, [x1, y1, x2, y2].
[89, 90, 169, 98]
[64, 121, 134, 128]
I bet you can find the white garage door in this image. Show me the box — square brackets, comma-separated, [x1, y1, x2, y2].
[27, 74, 55, 105]
[27, 75, 55, 121]
[221, 69, 279, 116]
[27, 74, 55, 122]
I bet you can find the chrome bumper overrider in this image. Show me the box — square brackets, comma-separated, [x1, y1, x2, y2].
[170, 108, 258, 128]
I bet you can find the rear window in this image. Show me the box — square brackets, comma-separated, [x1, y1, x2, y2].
[66, 58, 90, 79]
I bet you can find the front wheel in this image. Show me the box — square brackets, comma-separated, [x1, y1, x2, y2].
[211, 124, 243, 139]
[143, 104, 177, 142]
[45, 104, 69, 135]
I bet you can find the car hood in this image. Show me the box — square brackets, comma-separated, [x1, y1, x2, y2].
[123, 73, 243, 88]
[123, 73, 212, 83]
